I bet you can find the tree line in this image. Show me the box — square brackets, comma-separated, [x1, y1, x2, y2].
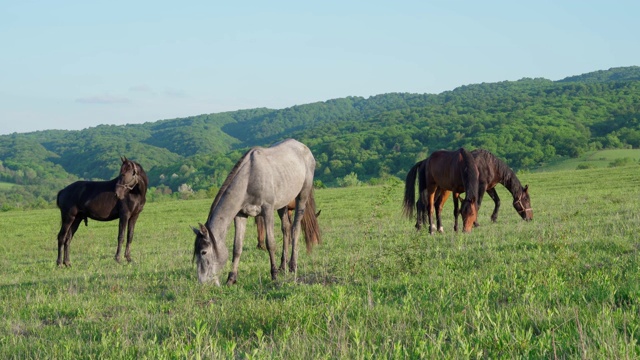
[1, 66, 639, 210]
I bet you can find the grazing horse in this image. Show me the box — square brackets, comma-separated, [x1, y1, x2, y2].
[255, 199, 321, 251]
[417, 149, 533, 231]
[192, 139, 321, 285]
[56, 157, 148, 266]
[403, 148, 479, 234]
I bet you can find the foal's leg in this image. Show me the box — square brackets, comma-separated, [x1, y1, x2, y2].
[57, 214, 73, 266]
[486, 187, 500, 222]
[124, 211, 141, 262]
[58, 215, 82, 267]
[227, 215, 248, 284]
[114, 214, 128, 263]
[278, 207, 291, 271]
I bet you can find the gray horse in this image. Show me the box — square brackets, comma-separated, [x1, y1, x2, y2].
[192, 139, 321, 285]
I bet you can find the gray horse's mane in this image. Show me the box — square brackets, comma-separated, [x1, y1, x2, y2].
[210, 147, 255, 211]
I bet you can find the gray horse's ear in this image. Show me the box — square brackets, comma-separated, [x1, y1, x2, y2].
[191, 225, 200, 236]
[198, 223, 210, 239]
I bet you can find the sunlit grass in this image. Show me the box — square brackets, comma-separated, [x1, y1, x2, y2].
[537, 149, 640, 171]
[1, 166, 639, 358]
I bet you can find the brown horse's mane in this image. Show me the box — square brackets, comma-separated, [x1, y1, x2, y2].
[459, 148, 479, 201]
[473, 149, 524, 197]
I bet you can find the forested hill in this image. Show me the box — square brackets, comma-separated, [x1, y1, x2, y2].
[1, 66, 639, 209]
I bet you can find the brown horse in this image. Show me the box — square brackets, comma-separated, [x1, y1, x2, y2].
[56, 157, 147, 266]
[403, 148, 480, 234]
[416, 149, 533, 232]
[255, 199, 321, 250]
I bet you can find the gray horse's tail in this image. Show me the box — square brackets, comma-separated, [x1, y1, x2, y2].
[301, 189, 321, 253]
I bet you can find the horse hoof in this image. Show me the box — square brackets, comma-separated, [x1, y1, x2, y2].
[226, 272, 237, 285]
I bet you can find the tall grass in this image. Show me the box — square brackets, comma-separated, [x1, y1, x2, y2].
[1, 166, 639, 358]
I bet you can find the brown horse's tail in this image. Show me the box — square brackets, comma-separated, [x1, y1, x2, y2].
[301, 189, 321, 253]
[403, 160, 424, 218]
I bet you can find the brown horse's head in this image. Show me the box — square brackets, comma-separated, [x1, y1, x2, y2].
[460, 197, 478, 233]
[192, 223, 228, 285]
[115, 157, 139, 200]
[513, 185, 533, 221]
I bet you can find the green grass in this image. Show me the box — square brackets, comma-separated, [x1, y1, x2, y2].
[1, 166, 639, 358]
[536, 149, 640, 172]
[0, 181, 17, 190]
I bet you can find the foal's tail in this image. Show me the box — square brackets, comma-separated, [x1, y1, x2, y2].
[302, 189, 322, 253]
[403, 160, 425, 218]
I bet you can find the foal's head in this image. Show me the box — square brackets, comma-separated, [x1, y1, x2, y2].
[115, 157, 139, 200]
[513, 185, 533, 221]
[460, 196, 478, 233]
[192, 223, 228, 285]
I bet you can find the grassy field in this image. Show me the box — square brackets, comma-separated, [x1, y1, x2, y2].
[1, 165, 639, 358]
[536, 149, 640, 172]
[0, 181, 17, 190]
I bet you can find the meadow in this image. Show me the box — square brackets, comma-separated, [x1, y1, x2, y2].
[536, 149, 640, 172]
[1, 165, 639, 359]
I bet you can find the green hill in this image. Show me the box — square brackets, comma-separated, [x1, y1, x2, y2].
[1, 66, 639, 209]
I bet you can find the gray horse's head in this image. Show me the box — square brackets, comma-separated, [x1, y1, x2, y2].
[192, 223, 228, 285]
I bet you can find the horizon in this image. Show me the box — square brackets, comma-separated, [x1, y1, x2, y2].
[2, 1, 639, 135]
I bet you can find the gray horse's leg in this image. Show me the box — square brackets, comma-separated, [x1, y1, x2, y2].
[227, 215, 248, 285]
[278, 207, 291, 271]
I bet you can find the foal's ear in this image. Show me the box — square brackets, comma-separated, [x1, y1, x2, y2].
[524, 185, 529, 193]
[121, 156, 128, 163]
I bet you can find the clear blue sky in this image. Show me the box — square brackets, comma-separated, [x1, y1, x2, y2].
[1, 0, 638, 135]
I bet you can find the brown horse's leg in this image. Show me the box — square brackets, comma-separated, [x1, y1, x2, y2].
[226, 215, 248, 285]
[124, 212, 140, 262]
[474, 183, 487, 227]
[278, 207, 291, 271]
[435, 190, 451, 233]
[486, 187, 500, 223]
[453, 193, 460, 232]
